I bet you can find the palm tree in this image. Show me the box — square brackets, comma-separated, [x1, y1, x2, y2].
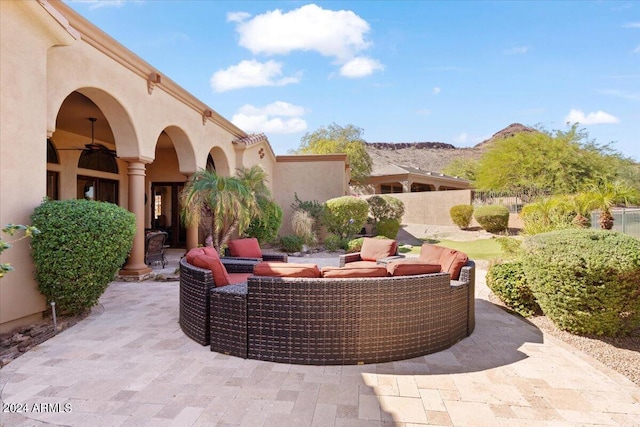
[180, 168, 258, 253]
[587, 181, 639, 230]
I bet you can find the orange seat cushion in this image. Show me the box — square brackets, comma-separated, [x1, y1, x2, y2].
[254, 262, 321, 278]
[185, 246, 219, 262]
[387, 260, 441, 276]
[187, 250, 231, 287]
[419, 244, 446, 265]
[438, 249, 469, 280]
[227, 273, 252, 285]
[344, 260, 380, 268]
[227, 238, 262, 258]
[321, 265, 388, 278]
[360, 238, 398, 262]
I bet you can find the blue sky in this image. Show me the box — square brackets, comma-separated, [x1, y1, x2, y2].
[66, 1, 640, 161]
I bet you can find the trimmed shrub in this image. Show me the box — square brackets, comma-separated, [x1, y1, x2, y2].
[486, 261, 540, 317]
[322, 196, 369, 239]
[279, 235, 304, 253]
[376, 218, 401, 239]
[244, 199, 283, 244]
[323, 233, 342, 252]
[450, 205, 474, 229]
[522, 229, 640, 336]
[346, 237, 364, 253]
[474, 205, 510, 233]
[30, 199, 135, 315]
[367, 195, 405, 223]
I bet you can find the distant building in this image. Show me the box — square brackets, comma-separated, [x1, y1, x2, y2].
[359, 164, 471, 194]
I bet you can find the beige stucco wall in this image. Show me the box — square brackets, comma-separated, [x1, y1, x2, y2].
[371, 190, 474, 226]
[274, 155, 350, 236]
[0, 0, 277, 332]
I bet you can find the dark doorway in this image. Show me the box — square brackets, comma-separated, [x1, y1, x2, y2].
[151, 182, 186, 248]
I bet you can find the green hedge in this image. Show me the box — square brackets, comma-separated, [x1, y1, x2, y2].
[474, 205, 510, 233]
[322, 196, 369, 239]
[279, 235, 304, 253]
[450, 205, 474, 229]
[244, 199, 283, 244]
[486, 261, 540, 317]
[30, 199, 135, 315]
[323, 233, 343, 252]
[522, 229, 640, 336]
[375, 218, 401, 239]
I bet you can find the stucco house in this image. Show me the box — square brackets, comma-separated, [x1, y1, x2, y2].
[360, 164, 470, 194]
[0, 1, 349, 332]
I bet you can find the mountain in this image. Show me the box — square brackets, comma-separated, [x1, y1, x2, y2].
[366, 123, 538, 173]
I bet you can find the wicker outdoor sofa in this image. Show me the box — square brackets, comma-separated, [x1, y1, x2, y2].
[179, 256, 475, 365]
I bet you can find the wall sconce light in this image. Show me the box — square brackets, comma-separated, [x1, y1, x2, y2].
[148, 72, 162, 94]
[202, 109, 213, 125]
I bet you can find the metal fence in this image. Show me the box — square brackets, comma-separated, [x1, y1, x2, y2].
[471, 190, 536, 214]
[591, 208, 640, 238]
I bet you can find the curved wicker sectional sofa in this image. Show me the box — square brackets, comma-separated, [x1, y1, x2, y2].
[179, 257, 475, 365]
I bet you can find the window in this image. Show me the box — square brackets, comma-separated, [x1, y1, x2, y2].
[47, 171, 59, 200]
[78, 146, 118, 173]
[381, 184, 403, 194]
[46, 139, 59, 164]
[77, 176, 118, 204]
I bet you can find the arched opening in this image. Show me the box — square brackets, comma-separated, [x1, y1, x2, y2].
[52, 91, 123, 204]
[46, 138, 60, 200]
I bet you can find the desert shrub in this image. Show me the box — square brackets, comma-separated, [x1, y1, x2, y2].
[494, 236, 523, 260]
[30, 199, 135, 315]
[279, 235, 304, 253]
[376, 218, 401, 239]
[291, 210, 316, 245]
[486, 261, 540, 317]
[323, 233, 342, 252]
[474, 205, 510, 233]
[244, 199, 283, 244]
[522, 229, 640, 336]
[322, 196, 369, 239]
[291, 193, 324, 238]
[367, 195, 405, 224]
[449, 205, 474, 229]
[346, 237, 364, 253]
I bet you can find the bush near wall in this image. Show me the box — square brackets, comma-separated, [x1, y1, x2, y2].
[279, 235, 304, 253]
[376, 218, 401, 239]
[450, 205, 474, 229]
[323, 196, 369, 239]
[474, 205, 510, 233]
[30, 199, 135, 315]
[486, 261, 540, 317]
[244, 199, 283, 244]
[323, 233, 343, 251]
[522, 229, 640, 336]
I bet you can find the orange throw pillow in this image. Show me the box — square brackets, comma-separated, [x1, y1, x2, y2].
[387, 260, 441, 276]
[321, 265, 388, 278]
[438, 249, 468, 280]
[419, 244, 446, 264]
[227, 238, 262, 258]
[254, 262, 321, 278]
[186, 248, 231, 287]
[360, 238, 398, 261]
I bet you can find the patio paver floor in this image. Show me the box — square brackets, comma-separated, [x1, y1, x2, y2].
[1, 251, 639, 426]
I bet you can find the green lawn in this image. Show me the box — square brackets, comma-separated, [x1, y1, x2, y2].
[399, 238, 504, 261]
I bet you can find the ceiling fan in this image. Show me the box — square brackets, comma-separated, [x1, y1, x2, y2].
[57, 118, 117, 155]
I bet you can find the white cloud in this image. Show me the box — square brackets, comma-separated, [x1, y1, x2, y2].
[210, 60, 300, 92]
[623, 22, 640, 28]
[504, 46, 530, 55]
[232, 102, 307, 134]
[433, 87, 441, 95]
[339, 57, 384, 78]
[565, 109, 620, 125]
[227, 11, 251, 23]
[234, 4, 371, 60]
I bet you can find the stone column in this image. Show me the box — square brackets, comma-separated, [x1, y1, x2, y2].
[120, 160, 152, 278]
[402, 180, 411, 193]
